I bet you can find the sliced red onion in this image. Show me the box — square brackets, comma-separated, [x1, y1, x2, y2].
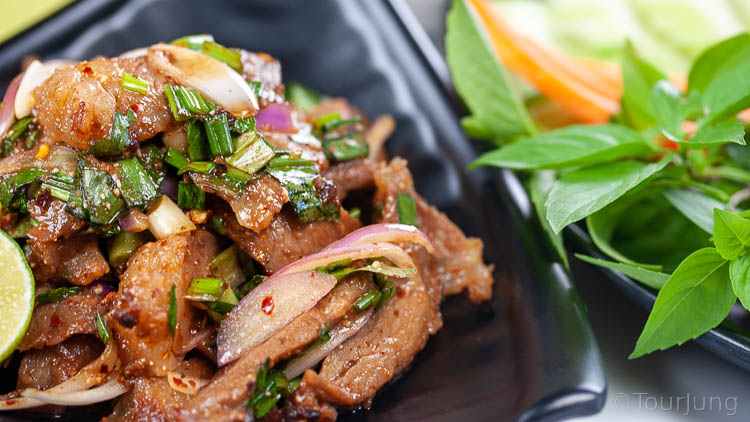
[147, 44, 258, 115]
[119, 208, 149, 233]
[274, 242, 416, 278]
[256, 103, 297, 133]
[159, 176, 178, 201]
[21, 379, 127, 406]
[324, 223, 434, 253]
[0, 74, 21, 138]
[15, 60, 64, 119]
[217, 271, 337, 366]
[283, 309, 373, 379]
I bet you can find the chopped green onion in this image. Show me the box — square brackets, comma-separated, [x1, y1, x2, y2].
[95, 313, 110, 343]
[0, 168, 44, 209]
[313, 112, 341, 130]
[178, 161, 216, 176]
[164, 85, 214, 121]
[396, 192, 418, 226]
[210, 246, 245, 288]
[247, 359, 295, 418]
[285, 82, 321, 111]
[8, 217, 35, 238]
[79, 164, 126, 225]
[354, 290, 382, 312]
[317, 326, 331, 345]
[321, 116, 361, 133]
[41, 172, 75, 203]
[224, 167, 252, 189]
[186, 120, 208, 161]
[378, 279, 396, 307]
[23, 128, 39, 150]
[186, 277, 224, 301]
[109, 231, 145, 268]
[165, 148, 189, 171]
[177, 181, 206, 210]
[227, 132, 274, 175]
[266, 156, 338, 222]
[232, 116, 255, 134]
[247, 81, 262, 97]
[348, 207, 361, 219]
[207, 288, 239, 318]
[210, 215, 228, 236]
[90, 111, 136, 158]
[237, 275, 265, 298]
[36, 286, 80, 306]
[121, 72, 149, 95]
[171, 34, 214, 50]
[2, 116, 34, 156]
[168, 284, 177, 335]
[117, 158, 159, 208]
[201, 41, 242, 72]
[323, 136, 368, 162]
[204, 113, 234, 157]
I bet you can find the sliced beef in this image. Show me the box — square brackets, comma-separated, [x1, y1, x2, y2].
[112, 230, 218, 377]
[27, 234, 110, 285]
[26, 195, 85, 242]
[374, 158, 494, 303]
[183, 275, 373, 421]
[314, 267, 437, 407]
[33, 56, 172, 150]
[19, 284, 112, 351]
[219, 206, 360, 274]
[17, 335, 104, 390]
[323, 159, 375, 201]
[107, 358, 213, 422]
[191, 173, 287, 233]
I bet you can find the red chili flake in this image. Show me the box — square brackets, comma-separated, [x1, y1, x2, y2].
[129, 103, 140, 113]
[173, 376, 184, 386]
[261, 296, 274, 315]
[396, 286, 407, 298]
[5, 400, 16, 405]
[50, 314, 61, 328]
[82, 66, 93, 76]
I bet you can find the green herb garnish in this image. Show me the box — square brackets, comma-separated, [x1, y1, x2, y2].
[396, 192, 418, 226]
[117, 158, 159, 208]
[168, 284, 177, 335]
[121, 72, 149, 95]
[95, 313, 110, 343]
[177, 181, 206, 210]
[36, 286, 80, 306]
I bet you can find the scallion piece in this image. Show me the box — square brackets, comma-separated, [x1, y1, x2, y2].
[227, 131, 274, 175]
[210, 246, 245, 288]
[79, 164, 126, 225]
[117, 158, 159, 208]
[285, 82, 321, 111]
[354, 290, 382, 312]
[210, 215, 227, 236]
[41, 172, 75, 203]
[247, 81, 262, 97]
[207, 288, 239, 318]
[0, 168, 44, 209]
[95, 313, 110, 343]
[177, 161, 216, 176]
[396, 192, 418, 226]
[177, 181, 206, 210]
[36, 286, 80, 306]
[165, 148, 189, 171]
[201, 41, 242, 72]
[186, 120, 208, 161]
[266, 156, 339, 222]
[164, 85, 213, 121]
[233, 116, 255, 134]
[171, 34, 214, 51]
[168, 284, 177, 335]
[187, 277, 224, 301]
[204, 113, 234, 157]
[323, 136, 368, 162]
[321, 116, 361, 133]
[90, 111, 136, 158]
[4, 116, 33, 143]
[312, 112, 341, 130]
[121, 72, 149, 95]
[109, 231, 145, 268]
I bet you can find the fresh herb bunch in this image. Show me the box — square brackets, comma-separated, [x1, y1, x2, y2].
[447, 0, 750, 357]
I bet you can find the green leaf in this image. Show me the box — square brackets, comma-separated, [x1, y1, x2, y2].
[686, 119, 746, 146]
[528, 171, 568, 269]
[545, 156, 671, 233]
[471, 124, 652, 170]
[446, 0, 535, 142]
[630, 248, 733, 359]
[688, 33, 750, 123]
[576, 254, 669, 290]
[663, 189, 725, 233]
[650, 80, 684, 140]
[713, 208, 750, 260]
[620, 41, 667, 130]
[730, 255, 750, 311]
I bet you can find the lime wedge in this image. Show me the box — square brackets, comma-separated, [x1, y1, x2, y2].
[0, 229, 34, 362]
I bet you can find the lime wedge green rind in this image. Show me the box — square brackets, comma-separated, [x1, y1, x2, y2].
[0, 229, 34, 363]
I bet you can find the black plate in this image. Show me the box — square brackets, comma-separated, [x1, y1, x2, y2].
[0, 1, 606, 420]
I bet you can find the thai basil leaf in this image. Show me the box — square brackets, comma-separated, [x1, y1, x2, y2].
[730, 255, 750, 312]
[545, 156, 671, 233]
[528, 171, 568, 269]
[630, 248, 733, 359]
[620, 41, 666, 130]
[575, 254, 669, 290]
[471, 124, 653, 170]
[713, 208, 750, 260]
[445, 0, 535, 143]
[663, 189, 725, 234]
[687, 119, 746, 146]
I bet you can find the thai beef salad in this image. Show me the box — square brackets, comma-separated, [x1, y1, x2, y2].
[0, 35, 494, 420]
